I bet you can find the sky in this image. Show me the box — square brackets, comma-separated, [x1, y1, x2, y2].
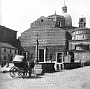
[0, 0, 90, 37]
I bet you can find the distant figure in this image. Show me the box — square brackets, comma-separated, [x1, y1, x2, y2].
[29, 59, 35, 69]
[28, 59, 35, 77]
[80, 59, 84, 67]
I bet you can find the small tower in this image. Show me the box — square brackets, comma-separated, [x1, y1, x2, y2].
[79, 17, 86, 28]
[62, 1, 67, 13]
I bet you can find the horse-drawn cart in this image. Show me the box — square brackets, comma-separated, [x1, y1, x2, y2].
[10, 55, 34, 78]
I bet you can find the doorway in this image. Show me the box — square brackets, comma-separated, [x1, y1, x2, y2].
[56, 52, 63, 63]
[39, 49, 45, 62]
[69, 52, 74, 63]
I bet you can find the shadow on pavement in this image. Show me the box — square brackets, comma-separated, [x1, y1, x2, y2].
[25, 75, 43, 79]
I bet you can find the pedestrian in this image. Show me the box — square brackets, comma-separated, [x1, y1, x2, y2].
[28, 59, 35, 77]
[80, 59, 84, 67]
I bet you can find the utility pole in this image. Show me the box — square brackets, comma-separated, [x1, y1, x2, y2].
[36, 33, 39, 62]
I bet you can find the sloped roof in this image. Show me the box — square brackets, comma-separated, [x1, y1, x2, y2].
[0, 42, 17, 49]
[72, 27, 90, 32]
[0, 25, 17, 32]
[47, 14, 64, 18]
[68, 49, 90, 52]
[30, 16, 56, 28]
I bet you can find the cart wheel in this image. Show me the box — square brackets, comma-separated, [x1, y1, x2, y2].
[22, 70, 27, 78]
[18, 70, 27, 78]
[10, 67, 18, 78]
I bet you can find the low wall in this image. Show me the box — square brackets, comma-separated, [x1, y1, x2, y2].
[34, 63, 55, 74]
[84, 62, 90, 66]
[64, 62, 81, 69]
[42, 63, 55, 73]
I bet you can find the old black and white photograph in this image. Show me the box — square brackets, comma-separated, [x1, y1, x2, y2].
[0, 0, 90, 89]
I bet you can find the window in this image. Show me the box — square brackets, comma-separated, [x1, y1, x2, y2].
[10, 49, 11, 53]
[75, 44, 89, 50]
[41, 19, 43, 22]
[15, 50, 16, 54]
[57, 53, 63, 63]
[39, 49, 44, 62]
[4, 56, 6, 60]
[10, 56, 13, 61]
[59, 22, 61, 27]
[80, 18, 83, 22]
[4, 49, 6, 53]
[30, 53, 33, 59]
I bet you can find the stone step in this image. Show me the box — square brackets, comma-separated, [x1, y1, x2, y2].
[34, 63, 42, 69]
[33, 63, 42, 74]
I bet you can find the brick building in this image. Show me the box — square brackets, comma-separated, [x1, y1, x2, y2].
[19, 3, 90, 71]
[0, 42, 18, 66]
[19, 4, 72, 70]
[0, 25, 18, 65]
[0, 25, 18, 47]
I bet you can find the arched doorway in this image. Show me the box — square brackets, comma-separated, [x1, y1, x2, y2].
[69, 52, 74, 63]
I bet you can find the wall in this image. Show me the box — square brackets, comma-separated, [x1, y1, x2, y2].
[20, 27, 67, 47]
[22, 45, 66, 62]
[19, 16, 71, 64]
[74, 52, 90, 62]
[19, 16, 68, 47]
[0, 25, 17, 47]
[72, 29, 90, 40]
[69, 40, 90, 50]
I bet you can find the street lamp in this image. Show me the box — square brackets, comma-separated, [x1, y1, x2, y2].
[36, 33, 39, 62]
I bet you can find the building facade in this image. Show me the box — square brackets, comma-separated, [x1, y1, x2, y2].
[0, 42, 18, 66]
[69, 17, 90, 63]
[0, 25, 19, 65]
[19, 4, 72, 70]
[19, 3, 90, 70]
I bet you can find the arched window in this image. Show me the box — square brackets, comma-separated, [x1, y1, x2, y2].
[58, 21, 62, 27]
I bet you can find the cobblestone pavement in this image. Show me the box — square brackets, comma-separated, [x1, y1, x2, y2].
[0, 66, 90, 89]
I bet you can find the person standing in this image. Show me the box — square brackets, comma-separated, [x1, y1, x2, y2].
[28, 59, 35, 77]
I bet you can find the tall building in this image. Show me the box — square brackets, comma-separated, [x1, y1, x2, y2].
[19, 3, 72, 70]
[19, 2, 90, 70]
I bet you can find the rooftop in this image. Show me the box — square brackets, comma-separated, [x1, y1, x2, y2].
[0, 42, 17, 49]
